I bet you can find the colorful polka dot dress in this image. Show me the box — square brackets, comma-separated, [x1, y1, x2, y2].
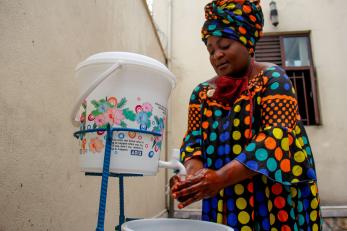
[180, 66, 322, 230]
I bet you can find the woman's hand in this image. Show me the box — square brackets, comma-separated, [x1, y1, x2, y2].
[171, 160, 258, 209]
[170, 175, 182, 188]
[171, 168, 226, 208]
[170, 158, 205, 203]
[169, 175, 190, 202]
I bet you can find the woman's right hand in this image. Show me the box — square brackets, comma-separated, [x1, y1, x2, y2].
[170, 175, 181, 189]
[170, 175, 198, 203]
[170, 158, 204, 202]
[171, 168, 226, 208]
[170, 175, 190, 202]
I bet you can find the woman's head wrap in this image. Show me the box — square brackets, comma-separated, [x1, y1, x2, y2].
[201, 0, 264, 56]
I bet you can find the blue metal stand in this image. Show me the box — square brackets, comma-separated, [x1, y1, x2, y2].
[96, 125, 112, 231]
[74, 127, 161, 231]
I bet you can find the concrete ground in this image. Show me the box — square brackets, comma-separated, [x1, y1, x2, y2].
[323, 218, 347, 231]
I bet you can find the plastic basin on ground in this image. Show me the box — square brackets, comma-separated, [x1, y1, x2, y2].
[121, 218, 234, 231]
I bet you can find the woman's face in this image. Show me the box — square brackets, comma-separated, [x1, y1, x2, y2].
[207, 36, 250, 77]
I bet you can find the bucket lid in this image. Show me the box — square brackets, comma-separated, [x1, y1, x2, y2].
[76, 52, 176, 88]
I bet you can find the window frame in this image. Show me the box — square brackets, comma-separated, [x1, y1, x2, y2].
[257, 31, 321, 125]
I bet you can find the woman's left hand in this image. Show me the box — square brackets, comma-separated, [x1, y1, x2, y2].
[171, 168, 226, 209]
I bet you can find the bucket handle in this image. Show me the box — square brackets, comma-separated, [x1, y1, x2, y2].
[71, 62, 122, 126]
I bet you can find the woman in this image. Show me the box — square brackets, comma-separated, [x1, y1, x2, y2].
[171, 0, 322, 230]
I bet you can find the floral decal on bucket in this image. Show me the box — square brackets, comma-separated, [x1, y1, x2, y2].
[135, 102, 153, 130]
[79, 100, 87, 132]
[80, 97, 166, 155]
[88, 97, 136, 131]
[152, 116, 165, 151]
[89, 137, 104, 153]
[80, 138, 87, 154]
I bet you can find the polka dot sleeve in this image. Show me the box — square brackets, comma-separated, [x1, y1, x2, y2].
[180, 83, 207, 163]
[235, 66, 318, 185]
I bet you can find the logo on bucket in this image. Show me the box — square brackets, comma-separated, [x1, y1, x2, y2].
[130, 149, 143, 156]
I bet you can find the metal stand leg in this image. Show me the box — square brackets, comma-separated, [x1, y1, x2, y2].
[118, 176, 125, 231]
[115, 175, 142, 230]
[96, 126, 113, 231]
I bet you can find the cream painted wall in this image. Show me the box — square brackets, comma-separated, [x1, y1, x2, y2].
[0, 0, 167, 230]
[153, 0, 347, 205]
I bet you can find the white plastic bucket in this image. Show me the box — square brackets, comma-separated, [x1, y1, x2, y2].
[121, 218, 234, 231]
[71, 52, 179, 175]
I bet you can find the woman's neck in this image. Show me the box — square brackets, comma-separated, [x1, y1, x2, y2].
[226, 58, 255, 80]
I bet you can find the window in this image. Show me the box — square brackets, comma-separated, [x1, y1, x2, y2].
[255, 32, 320, 125]
[283, 37, 310, 67]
